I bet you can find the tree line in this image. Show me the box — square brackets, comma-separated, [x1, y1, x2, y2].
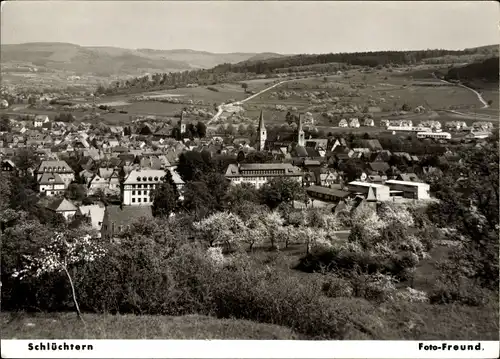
[95, 49, 485, 96]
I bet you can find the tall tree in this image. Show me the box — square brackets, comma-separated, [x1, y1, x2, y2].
[259, 178, 305, 210]
[196, 121, 207, 138]
[0, 114, 11, 132]
[151, 170, 179, 217]
[177, 151, 215, 182]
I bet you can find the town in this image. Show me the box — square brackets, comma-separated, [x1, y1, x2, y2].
[1, 0, 498, 346]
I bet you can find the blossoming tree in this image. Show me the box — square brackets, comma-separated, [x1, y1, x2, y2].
[12, 231, 106, 322]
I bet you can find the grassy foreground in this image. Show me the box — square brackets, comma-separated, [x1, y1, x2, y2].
[1, 313, 300, 339]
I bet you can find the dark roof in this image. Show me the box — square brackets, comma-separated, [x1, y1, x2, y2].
[38, 172, 65, 184]
[113, 146, 129, 153]
[354, 139, 383, 151]
[294, 145, 309, 157]
[38, 160, 73, 173]
[332, 145, 350, 154]
[368, 162, 390, 173]
[307, 185, 350, 198]
[104, 205, 153, 228]
[397, 173, 421, 182]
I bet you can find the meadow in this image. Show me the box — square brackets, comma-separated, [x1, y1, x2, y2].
[1, 313, 299, 339]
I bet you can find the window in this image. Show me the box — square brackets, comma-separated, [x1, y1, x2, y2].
[138, 184, 142, 189]
[138, 198, 141, 203]
[132, 190, 136, 195]
[98, 222, 102, 226]
[137, 176, 141, 181]
[138, 190, 142, 195]
[142, 177, 147, 181]
[154, 177, 158, 181]
[148, 177, 153, 181]
[143, 198, 147, 203]
[132, 198, 136, 203]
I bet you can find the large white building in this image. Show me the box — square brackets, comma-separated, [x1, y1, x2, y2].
[384, 180, 430, 200]
[347, 181, 391, 201]
[122, 168, 184, 206]
[225, 163, 303, 189]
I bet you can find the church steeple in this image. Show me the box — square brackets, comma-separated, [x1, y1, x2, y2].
[179, 110, 186, 134]
[257, 110, 267, 151]
[297, 113, 305, 147]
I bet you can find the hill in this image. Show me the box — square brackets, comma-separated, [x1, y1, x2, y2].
[136, 49, 284, 69]
[445, 57, 499, 83]
[0, 43, 286, 76]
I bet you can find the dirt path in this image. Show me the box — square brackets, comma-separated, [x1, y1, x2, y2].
[432, 72, 489, 109]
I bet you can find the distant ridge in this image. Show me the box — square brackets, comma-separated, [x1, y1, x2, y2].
[1, 42, 287, 76]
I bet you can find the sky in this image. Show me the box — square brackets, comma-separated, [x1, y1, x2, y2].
[1, 1, 499, 54]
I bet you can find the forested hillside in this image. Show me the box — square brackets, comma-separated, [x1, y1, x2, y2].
[445, 57, 499, 83]
[96, 47, 498, 95]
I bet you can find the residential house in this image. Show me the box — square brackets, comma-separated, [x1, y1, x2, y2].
[368, 150, 391, 163]
[338, 119, 348, 128]
[330, 138, 348, 152]
[320, 170, 339, 187]
[225, 163, 303, 189]
[45, 198, 78, 220]
[1, 159, 16, 172]
[33, 115, 49, 128]
[101, 205, 153, 240]
[99, 168, 121, 191]
[38, 173, 66, 196]
[79, 169, 95, 186]
[349, 118, 360, 128]
[37, 160, 75, 187]
[364, 118, 375, 127]
[88, 175, 109, 195]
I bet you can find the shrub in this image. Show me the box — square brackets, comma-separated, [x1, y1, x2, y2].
[322, 275, 354, 298]
[395, 287, 429, 303]
[429, 278, 493, 307]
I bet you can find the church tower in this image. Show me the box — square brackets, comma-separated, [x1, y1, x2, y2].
[179, 111, 186, 134]
[297, 113, 305, 147]
[257, 110, 267, 151]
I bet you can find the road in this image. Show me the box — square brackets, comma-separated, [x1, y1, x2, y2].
[431, 72, 489, 109]
[207, 79, 293, 125]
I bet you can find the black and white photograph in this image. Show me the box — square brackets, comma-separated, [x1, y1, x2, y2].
[0, 0, 499, 354]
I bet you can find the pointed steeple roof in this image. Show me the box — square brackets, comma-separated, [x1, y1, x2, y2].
[258, 110, 265, 131]
[366, 185, 377, 202]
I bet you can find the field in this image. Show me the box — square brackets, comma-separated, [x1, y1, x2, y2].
[235, 67, 498, 130]
[4, 65, 497, 129]
[1, 313, 299, 339]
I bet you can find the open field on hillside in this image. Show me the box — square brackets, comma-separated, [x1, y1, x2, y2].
[115, 101, 192, 116]
[1, 313, 299, 339]
[246, 72, 483, 111]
